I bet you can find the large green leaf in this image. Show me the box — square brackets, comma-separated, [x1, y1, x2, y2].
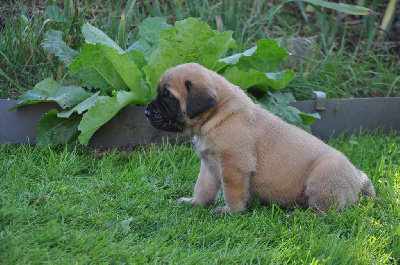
[219, 39, 294, 92]
[222, 67, 295, 91]
[82, 23, 123, 53]
[146, 17, 235, 85]
[36, 109, 81, 147]
[220, 39, 290, 73]
[126, 17, 172, 58]
[42, 30, 78, 67]
[68, 44, 147, 102]
[57, 91, 100, 118]
[126, 49, 147, 71]
[45, 5, 67, 22]
[78, 91, 139, 145]
[237, 39, 290, 72]
[217, 46, 257, 68]
[256, 92, 320, 131]
[9, 78, 92, 111]
[203, 30, 236, 70]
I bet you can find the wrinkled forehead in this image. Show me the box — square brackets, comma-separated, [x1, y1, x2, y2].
[158, 66, 207, 99]
[161, 64, 211, 85]
[158, 72, 188, 101]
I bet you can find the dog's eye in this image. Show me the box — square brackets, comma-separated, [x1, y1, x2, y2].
[163, 89, 172, 98]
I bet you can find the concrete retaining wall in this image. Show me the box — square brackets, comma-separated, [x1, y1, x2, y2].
[1, 97, 400, 147]
[291, 97, 400, 140]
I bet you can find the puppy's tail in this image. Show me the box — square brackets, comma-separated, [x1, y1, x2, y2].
[360, 172, 379, 202]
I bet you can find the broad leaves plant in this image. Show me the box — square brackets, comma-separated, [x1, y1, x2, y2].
[10, 17, 318, 146]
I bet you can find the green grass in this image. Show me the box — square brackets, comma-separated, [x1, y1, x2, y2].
[288, 43, 400, 100]
[1, 0, 399, 100]
[1, 132, 399, 264]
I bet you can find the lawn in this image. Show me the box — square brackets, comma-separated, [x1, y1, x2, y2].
[1, 132, 399, 264]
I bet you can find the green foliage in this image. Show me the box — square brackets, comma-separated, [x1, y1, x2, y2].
[10, 17, 310, 146]
[42, 30, 78, 67]
[1, 0, 398, 102]
[221, 39, 292, 72]
[81, 23, 123, 53]
[45, 5, 68, 23]
[127, 17, 173, 58]
[257, 92, 320, 131]
[57, 92, 100, 118]
[219, 39, 296, 91]
[68, 43, 144, 95]
[144, 17, 236, 86]
[78, 91, 140, 145]
[36, 109, 81, 147]
[8, 78, 92, 111]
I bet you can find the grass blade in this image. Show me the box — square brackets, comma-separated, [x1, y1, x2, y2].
[377, 0, 398, 41]
[303, 0, 377, 15]
[118, 9, 126, 49]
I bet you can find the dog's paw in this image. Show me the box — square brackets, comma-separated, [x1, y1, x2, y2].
[214, 206, 231, 215]
[178, 197, 194, 205]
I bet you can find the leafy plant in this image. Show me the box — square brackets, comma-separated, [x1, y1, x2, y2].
[256, 92, 320, 131]
[9, 17, 318, 146]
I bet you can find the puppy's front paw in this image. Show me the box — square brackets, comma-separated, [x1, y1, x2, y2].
[178, 197, 194, 205]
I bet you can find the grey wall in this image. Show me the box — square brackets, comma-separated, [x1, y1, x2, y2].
[2, 97, 400, 147]
[291, 97, 400, 140]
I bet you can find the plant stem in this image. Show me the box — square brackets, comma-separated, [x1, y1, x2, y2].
[377, 0, 398, 41]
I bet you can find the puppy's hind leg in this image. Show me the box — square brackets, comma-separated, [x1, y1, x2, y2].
[179, 162, 221, 208]
[303, 155, 362, 213]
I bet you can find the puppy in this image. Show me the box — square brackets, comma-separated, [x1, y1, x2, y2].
[145, 63, 376, 214]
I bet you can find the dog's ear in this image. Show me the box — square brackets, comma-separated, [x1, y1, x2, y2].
[185, 80, 216, 119]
